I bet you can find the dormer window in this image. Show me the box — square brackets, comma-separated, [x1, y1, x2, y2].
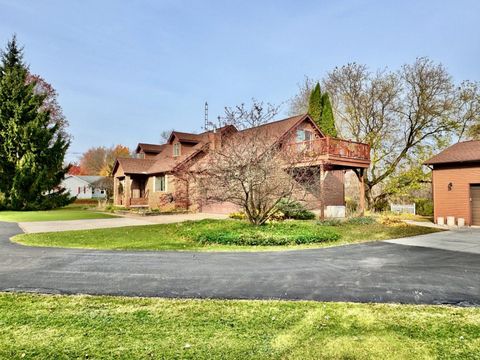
[173, 143, 181, 157]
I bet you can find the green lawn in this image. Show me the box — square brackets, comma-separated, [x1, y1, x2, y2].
[13, 219, 442, 251]
[0, 293, 478, 359]
[0, 206, 118, 222]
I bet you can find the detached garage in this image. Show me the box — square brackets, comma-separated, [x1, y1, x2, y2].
[425, 140, 480, 226]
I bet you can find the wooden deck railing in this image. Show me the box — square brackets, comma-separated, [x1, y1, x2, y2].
[285, 137, 370, 162]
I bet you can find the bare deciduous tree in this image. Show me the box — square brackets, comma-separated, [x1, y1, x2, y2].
[287, 76, 316, 116]
[199, 101, 319, 225]
[288, 58, 480, 208]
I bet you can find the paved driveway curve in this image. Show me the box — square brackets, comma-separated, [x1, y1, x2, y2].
[0, 222, 479, 306]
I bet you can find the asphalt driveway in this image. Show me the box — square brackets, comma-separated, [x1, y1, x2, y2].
[0, 221, 479, 305]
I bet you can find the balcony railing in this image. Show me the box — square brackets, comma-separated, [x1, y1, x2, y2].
[285, 137, 370, 162]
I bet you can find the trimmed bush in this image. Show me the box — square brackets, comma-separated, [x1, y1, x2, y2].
[194, 222, 340, 246]
[275, 199, 315, 220]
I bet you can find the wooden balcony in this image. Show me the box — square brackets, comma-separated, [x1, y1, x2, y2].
[284, 137, 370, 168]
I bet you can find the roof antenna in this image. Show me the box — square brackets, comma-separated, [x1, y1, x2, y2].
[204, 101, 217, 132]
[204, 101, 209, 130]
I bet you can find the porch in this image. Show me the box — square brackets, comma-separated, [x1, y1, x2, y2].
[115, 175, 150, 207]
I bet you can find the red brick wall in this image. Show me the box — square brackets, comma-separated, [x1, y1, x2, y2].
[196, 170, 345, 214]
[302, 170, 345, 209]
[432, 164, 480, 225]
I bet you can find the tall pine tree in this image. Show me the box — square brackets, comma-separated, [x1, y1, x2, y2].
[320, 92, 337, 137]
[307, 82, 337, 137]
[0, 36, 72, 210]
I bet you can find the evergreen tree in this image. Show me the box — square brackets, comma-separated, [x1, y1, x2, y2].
[307, 82, 337, 137]
[0, 36, 72, 210]
[307, 82, 323, 124]
[320, 92, 337, 137]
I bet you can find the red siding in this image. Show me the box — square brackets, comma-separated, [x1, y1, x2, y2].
[432, 164, 480, 225]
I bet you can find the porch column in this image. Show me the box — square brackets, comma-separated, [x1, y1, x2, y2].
[113, 177, 119, 205]
[125, 175, 131, 207]
[359, 168, 365, 216]
[320, 163, 325, 220]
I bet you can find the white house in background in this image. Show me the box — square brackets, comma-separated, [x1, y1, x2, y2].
[62, 175, 107, 199]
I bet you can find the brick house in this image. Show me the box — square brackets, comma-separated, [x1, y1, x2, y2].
[425, 140, 480, 226]
[112, 114, 370, 216]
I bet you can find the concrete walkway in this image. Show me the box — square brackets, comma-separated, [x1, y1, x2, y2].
[386, 227, 480, 254]
[19, 213, 228, 234]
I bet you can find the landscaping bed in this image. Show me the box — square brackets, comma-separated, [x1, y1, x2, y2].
[0, 293, 478, 359]
[12, 218, 443, 251]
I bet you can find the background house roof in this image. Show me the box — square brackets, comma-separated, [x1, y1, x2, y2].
[425, 140, 480, 165]
[66, 175, 105, 184]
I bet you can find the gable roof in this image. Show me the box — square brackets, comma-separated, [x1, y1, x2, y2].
[424, 140, 480, 165]
[114, 157, 157, 174]
[168, 131, 204, 144]
[115, 114, 321, 176]
[236, 114, 319, 141]
[136, 143, 166, 154]
[65, 175, 105, 185]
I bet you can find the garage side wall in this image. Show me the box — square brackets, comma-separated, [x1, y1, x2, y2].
[432, 164, 480, 225]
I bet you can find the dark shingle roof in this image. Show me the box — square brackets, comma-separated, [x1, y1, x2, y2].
[424, 140, 480, 165]
[136, 143, 166, 153]
[116, 114, 320, 175]
[115, 158, 157, 174]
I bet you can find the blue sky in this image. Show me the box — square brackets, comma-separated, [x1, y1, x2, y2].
[1, 0, 479, 161]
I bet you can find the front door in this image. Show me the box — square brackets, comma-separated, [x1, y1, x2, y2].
[471, 185, 480, 226]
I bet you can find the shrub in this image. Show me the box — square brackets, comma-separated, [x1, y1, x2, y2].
[316, 219, 343, 226]
[415, 198, 434, 216]
[194, 222, 340, 246]
[378, 214, 404, 226]
[346, 216, 377, 225]
[372, 199, 389, 212]
[73, 199, 99, 205]
[275, 199, 315, 220]
[229, 212, 247, 220]
[345, 197, 358, 215]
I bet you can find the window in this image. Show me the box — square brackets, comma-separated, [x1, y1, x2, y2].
[154, 175, 166, 192]
[173, 143, 181, 157]
[296, 129, 313, 151]
[296, 129, 312, 142]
